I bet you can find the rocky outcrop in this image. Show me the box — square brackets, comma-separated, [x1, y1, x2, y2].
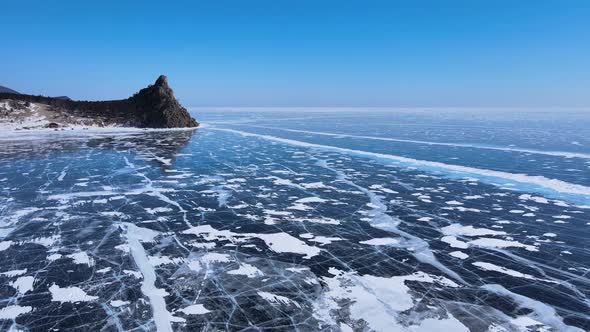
[0, 75, 198, 128]
[128, 75, 198, 128]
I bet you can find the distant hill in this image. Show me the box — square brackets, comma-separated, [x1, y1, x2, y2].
[0, 86, 70, 100]
[0, 85, 19, 94]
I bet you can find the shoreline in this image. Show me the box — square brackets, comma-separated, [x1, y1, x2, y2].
[0, 125, 198, 141]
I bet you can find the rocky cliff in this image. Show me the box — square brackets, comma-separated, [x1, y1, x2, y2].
[129, 75, 198, 128]
[0, 75, 198, 128]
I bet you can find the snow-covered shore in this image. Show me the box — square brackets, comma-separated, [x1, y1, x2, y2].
[0, 100, 197, 140]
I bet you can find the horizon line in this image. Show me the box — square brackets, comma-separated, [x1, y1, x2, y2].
[187, 106, 590, 111]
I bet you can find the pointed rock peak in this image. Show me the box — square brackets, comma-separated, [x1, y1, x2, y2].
[155, 75, 168, 87]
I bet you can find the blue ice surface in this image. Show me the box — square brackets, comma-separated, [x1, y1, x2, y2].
[198, 108, 590, 205]
[1, 108, 590, 331]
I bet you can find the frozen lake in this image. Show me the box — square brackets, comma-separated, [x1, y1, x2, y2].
[1, 108, 589, 331]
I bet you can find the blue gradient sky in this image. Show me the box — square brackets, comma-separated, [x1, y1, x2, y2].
[1, 1, 589, 107]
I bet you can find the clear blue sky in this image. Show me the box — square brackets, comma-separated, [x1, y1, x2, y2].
[1, 0, 589, 107]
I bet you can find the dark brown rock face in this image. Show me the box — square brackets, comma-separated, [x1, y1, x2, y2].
[130, 75, 198, 128]
[0, 75, 198, 128]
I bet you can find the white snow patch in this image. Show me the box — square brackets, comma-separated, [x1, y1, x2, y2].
[227, 263, 264, 278]
[301, 182, 329, 189]
[473, 262, 556, 283]
[22, 235, 60, 247]
[182, 225, 321, 259]
[309, 236, 342, 246]
[409, 314, 469, 332]
[179, 304, 210, 315]
[441, 236, 469, 249]
[66, 252, 94, 267]
[0, 305, 32, 320]
[359, 238, 399, 246]
[145, 207, 173, 214]
[442, 224, 506, 237]
[519, 194, 549, 204]
[0, 241, 12, 251]
[295, 197, 328, 204]
[10, 276, 35, 294]
[449, 251, 469, 259]
[258, 291, 301, 308]
[313, 269, 461, 332]
[148, 255, 185, 267]
[110, 300, 129, 307]
[0, 269, 27, 277]
[469, 238, 538, 252]
[49, 284, 98, 303]
[446, 200, 464, 205]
